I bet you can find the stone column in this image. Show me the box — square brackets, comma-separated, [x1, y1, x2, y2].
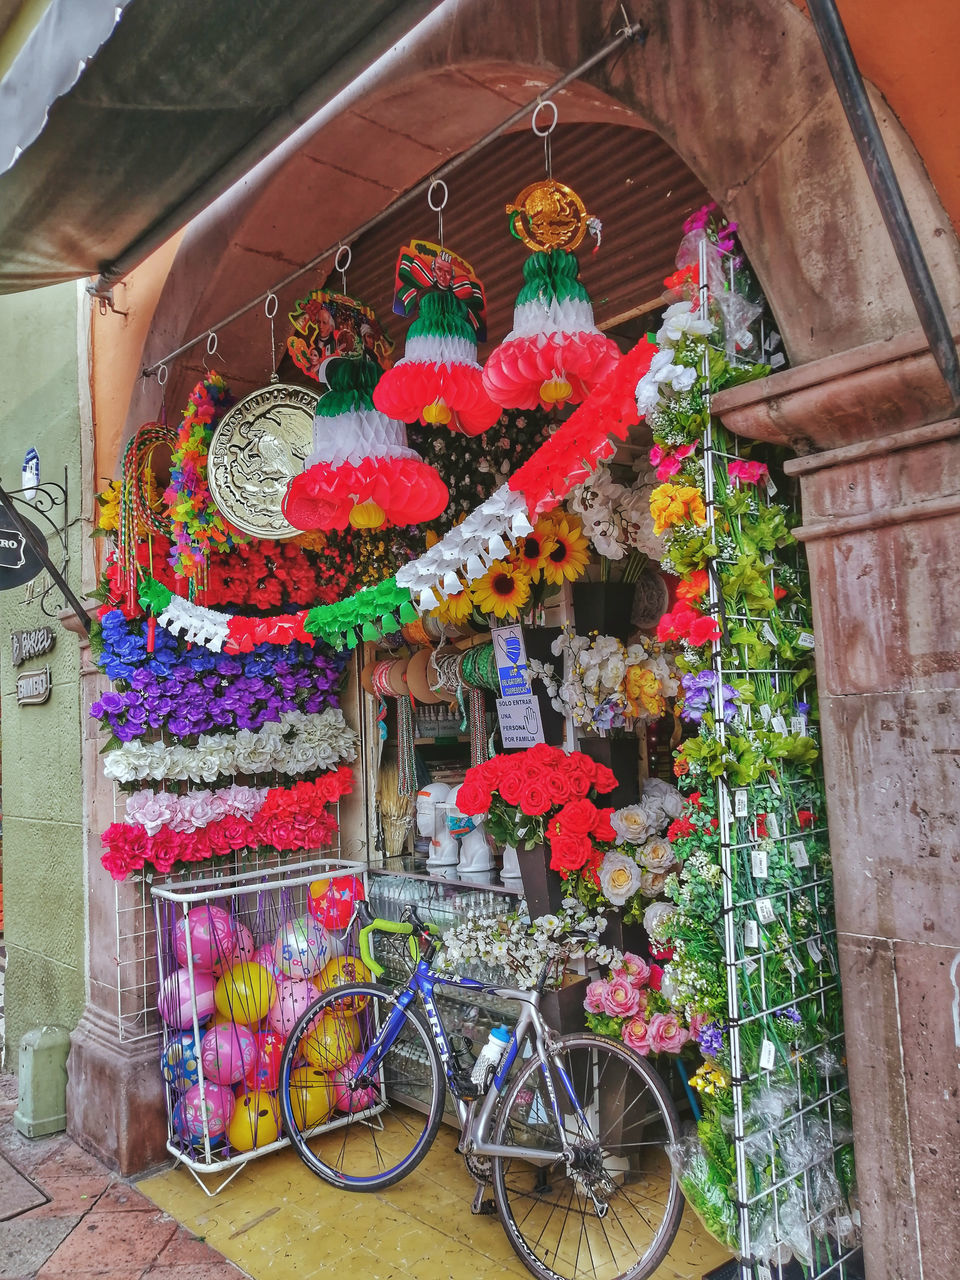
[715, 329, 960, 1280]
[62, 613, 169, 1175]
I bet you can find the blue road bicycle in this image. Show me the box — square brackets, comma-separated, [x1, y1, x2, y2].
[279, 903, 684, 1280]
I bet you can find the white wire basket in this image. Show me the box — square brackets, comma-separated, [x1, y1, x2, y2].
[151, 855, 366, 1194]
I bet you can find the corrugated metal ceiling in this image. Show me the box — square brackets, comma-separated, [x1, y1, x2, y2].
[320, 122, 709, 359]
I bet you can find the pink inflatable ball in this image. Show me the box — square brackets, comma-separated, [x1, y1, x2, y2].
[332, 1053, 379, 1113]
[157, 968, 217, 1029]
[174, 904, 237, 973]
[178, 1080, 236, 1140]
[266, 978, 320, 1038]
[171, 1098, 226, 1152]
[273, 915, 328, 980]
[244, 1030, 285, 1092]
[253, 943, 287, 985]
[200, 1021, 258, 1087]
[232, 921, 256, 964]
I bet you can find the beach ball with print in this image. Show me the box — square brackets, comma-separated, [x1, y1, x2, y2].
[174, 904, 236, 973]
[160, 1031, 200, 1090]
[273, 914, 328, 979]
[178, 1081, 235, 1140]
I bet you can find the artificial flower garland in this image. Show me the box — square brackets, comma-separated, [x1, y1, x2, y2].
[100, 773, 350, 881]
[123, 765, 354, 835]
[163, 373, 247, 579]
[102, 708, 357, 786]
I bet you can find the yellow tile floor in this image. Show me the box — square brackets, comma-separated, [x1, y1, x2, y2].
[139, 1125, 732, 1280]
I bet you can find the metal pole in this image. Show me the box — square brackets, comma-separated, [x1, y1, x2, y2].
[806, 0, 960, 415]
[0, 482, 91, 633]
[140, 20, 646, 378]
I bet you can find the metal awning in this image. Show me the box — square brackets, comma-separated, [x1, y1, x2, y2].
[0, 0, 443, 294]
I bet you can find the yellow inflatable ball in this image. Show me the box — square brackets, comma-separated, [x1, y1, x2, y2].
[315, 956, 373, 1014]
[286, 1064, 335, 1130]
[214, 961, 277, 1027]
[228, 1089, 280, 1153]
[301, 1010, 360, 1072]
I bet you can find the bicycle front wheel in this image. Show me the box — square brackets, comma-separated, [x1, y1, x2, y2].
[279, 982, 445, 1190]
[491, 1033, 684, 1280]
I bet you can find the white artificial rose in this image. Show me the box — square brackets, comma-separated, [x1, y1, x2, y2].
[598, 852, 644, 906]
[640, 837, 678, 873]
[611, 805, 654, 845]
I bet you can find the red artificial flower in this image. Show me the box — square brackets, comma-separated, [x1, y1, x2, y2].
[688, 614, 722, 646]
[647, 964, 664, 992]
[797, 809, 815, 830]
[667, 816, 696, 841]
[687, 792, 703, 808]
[755, 813, 768, 838]
[551, 799, 599, 838]
[673, 754, 690, 778]
[773, 583, 787, 601]
[549, 833, 594, 874]
[592, 807, 617, 843]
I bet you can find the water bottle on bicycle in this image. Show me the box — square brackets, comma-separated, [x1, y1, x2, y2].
[279, 900, 684, 1280]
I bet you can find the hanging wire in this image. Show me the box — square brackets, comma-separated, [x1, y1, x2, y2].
[427, 178, 448, 247]
[531, 97, 558, 177]
[140, 17, 645, 379]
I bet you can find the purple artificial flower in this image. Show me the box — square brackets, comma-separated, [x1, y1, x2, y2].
[680, 670, 739, 724]
[778, 1007, 802, 1025]
[696, 1022, 725, 1058]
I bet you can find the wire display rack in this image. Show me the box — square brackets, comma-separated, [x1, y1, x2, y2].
[695, 239, 861, 1278]
[151, 853, 365, 1194]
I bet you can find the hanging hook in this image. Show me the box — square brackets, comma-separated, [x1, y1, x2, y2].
[531, 98, 558, 178]
[264, 293, 279, 382]
[156, 362, 169, 411]
[427, 178, 448, 247]
[334, 243, 352, 294]
[202, 330, 219, 371]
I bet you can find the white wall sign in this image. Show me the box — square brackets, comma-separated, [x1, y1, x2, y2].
[491, 622, 532, 698]
[496, 694, 544, 749]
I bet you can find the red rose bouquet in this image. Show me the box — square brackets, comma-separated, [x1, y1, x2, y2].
[457, 745, 617, 877]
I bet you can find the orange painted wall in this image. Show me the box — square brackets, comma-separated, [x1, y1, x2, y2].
[792, 0, 960, 232]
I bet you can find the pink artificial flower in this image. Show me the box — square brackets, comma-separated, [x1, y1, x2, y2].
[600, 975, 642, 1018]
[615, 953, 652, 989]
[727, 458, 769, 486]
[621, 1016, 652, 1056]
[649, 444, 665, 467]
[655, 455, 685, 482]
[584, 981, 607, 1014]
[647, 1012, 690, 1054]
[687, 1011, 711, 1040]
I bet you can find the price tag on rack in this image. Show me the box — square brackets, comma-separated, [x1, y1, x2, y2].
[744, 919, 759, 949]
[756, 897, 776, 924]
[771, 713, 788, 736]
[759, 1039, 776, 1071]
[797, 631, 816, 650]
[766, 812, 781, 840]
[790, 840, 810, 868]
[761, 622, 779, 647]
[751, 849, 768, 879]
[734, 789, 748, 818]
[758, 703, 772, 726]
[790, 715, 807, 736]
[806, 936, 823, 963]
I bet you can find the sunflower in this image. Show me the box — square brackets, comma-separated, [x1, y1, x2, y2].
[539, 513, 590, 585]
[430, 589, 473, 626]
[470, 559, 532, 620]
[512, 518, 558, 581]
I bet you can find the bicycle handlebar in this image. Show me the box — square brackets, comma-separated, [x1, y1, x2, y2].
[357, 907, 441, 978]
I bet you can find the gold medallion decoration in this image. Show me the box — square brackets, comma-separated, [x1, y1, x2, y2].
[207, 384, 317, 539]
[506, 179, 590, 252]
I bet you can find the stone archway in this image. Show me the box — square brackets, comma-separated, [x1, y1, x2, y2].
[82, 3, 960, 1274]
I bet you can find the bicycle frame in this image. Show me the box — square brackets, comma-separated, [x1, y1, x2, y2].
[355, 955, 596, 1165]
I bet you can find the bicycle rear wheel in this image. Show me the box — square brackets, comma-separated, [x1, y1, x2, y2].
[491, 1033, 684, 1280]
[279, 982, 445, 1190]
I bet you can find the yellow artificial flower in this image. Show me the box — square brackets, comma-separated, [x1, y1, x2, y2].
[649, 483, 707, 537]
[96, 480, 122, 532]
[539, 512, 590, 586]
[511, 517, 558, 582]
[430, 589, 472, 626]
[689, 1061, 731, 1096]
[625, 665, 666, 718]
[470, 559, 531, 620]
